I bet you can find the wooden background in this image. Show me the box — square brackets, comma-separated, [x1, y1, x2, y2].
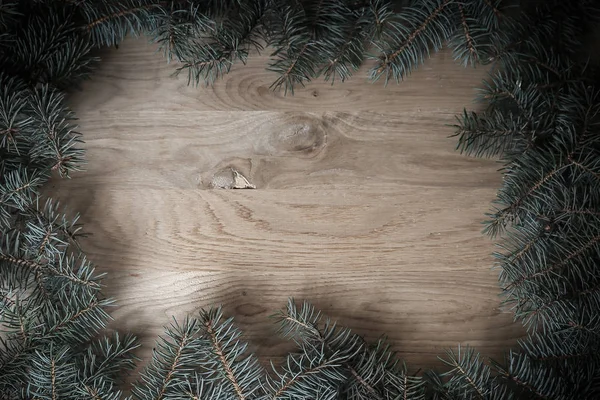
[56, 38, 525, 370]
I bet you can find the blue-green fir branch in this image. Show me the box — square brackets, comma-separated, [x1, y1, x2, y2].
[1, 0, 600, 399]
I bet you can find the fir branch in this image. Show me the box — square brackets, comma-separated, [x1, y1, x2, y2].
[197, 308, 263, 400]
[1, 2, 600, 399]
[0, 253, 44, 271]
[269, 349, 348, 400]
[370, 0, 452, 83]
[507, 234, 600, 289]
[204, 318, 246, 400]
[131, 317, 204, 400]
[377, 0, 450, 73]
[484, 148, 598, 236]
[440, 347, 487, 399]
[569, 155, 600, 181]
[46, 298, 104, 336]
[457, 3, 477, 63]
[492, 352, 555, 400]
[174, 1, 264, 86]
[482, 0, 501, 18]
[83, 3, 162, 31]
[51, 358, 57, 400]
[27, 345, 79, 400]
[491, 163, 567, 228]
[79, 332, 139, 386]
[348, 364, 382, 400]
[155, 333, 190, 399]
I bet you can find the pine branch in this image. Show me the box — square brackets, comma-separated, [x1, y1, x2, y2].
[507, 234, 600, 291]
[447, 0, 505, 67]
[2, 2, 600, 399]
[0, 253, 44, 271]
[78, 0, 163, 47]
[27, 345, 79, 400]
[273, 300, 423, 399]
[197, 307, 264, 400]
[370, 0, 453, 83]
[173, 1, 264, 86]
[456, 3, 477, 64]
[79, 332, 139, 386]
[439, 346, 489, 399]
[268, 348, 348, 399]
[131, 317, 204, 400]
[320, 5, 377, 84]
[378, 0, 451, 71]
[204, 318, 246, 399]
[45, 297, 110, 340]
[267, 2, 321, 94]
[84, 4, 162, 31]
[492, 351, 562, 400]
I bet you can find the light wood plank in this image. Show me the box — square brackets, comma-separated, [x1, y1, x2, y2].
[55, 37, 525, 370]
[69, 39, 490, 113]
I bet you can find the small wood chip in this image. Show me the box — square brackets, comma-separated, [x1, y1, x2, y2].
[232, 169, 256, 189]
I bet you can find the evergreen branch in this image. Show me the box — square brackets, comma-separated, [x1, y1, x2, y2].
[368, 0, 395, 40]
[34, 270, 52, 303]
[506, 233, 543, 265]
[269, 349, 348, 399]
[526, 56, 561, 78]
[438, 346, 502, 399]
[272, 360, 328, 398]
[282, 314, 320, 337]
[131, 317, 206, 400]
[507, 234, 600, 289]
[543, 208, 600, 218]
[278, 42, 310, 85]
[0, 253, 44, 271]
[453, 365, 483, 399]
[0, 252, 101, 291]
[196, 307, 263, 400]
[579, 282, 600, 297]
[452, 108, 538, 158]
[51, 358, 57, 400]
[174, 2, 264, 86]
[83, 4, 162, 31]
[348, 365, 381, 400]
[503, 374, 548, 400]
[457, 4, 476, 62]
[2, 1, 600, 399]
[482, 0, 501, 18]
[441, 349, 485, 400]
[494, 164, 567, 222]
[27, 345, 79, 400]
[492, 352, 554, 400]
[569, 155, 600, 181]
[204, 318, 246, 400]
[26, 198, 85, 253]
[80, 332, 139, 386]
[376, 0, 450, 74]
[156, 335, 189, 399]
[47, 299, 102, 335]
[321, 11, 370, 83]
[371, 0, 452, 82]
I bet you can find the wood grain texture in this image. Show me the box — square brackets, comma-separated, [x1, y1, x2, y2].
[55, 38, 525, 370]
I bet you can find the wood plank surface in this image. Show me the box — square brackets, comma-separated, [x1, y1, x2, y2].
[55, 37, 526, 370]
